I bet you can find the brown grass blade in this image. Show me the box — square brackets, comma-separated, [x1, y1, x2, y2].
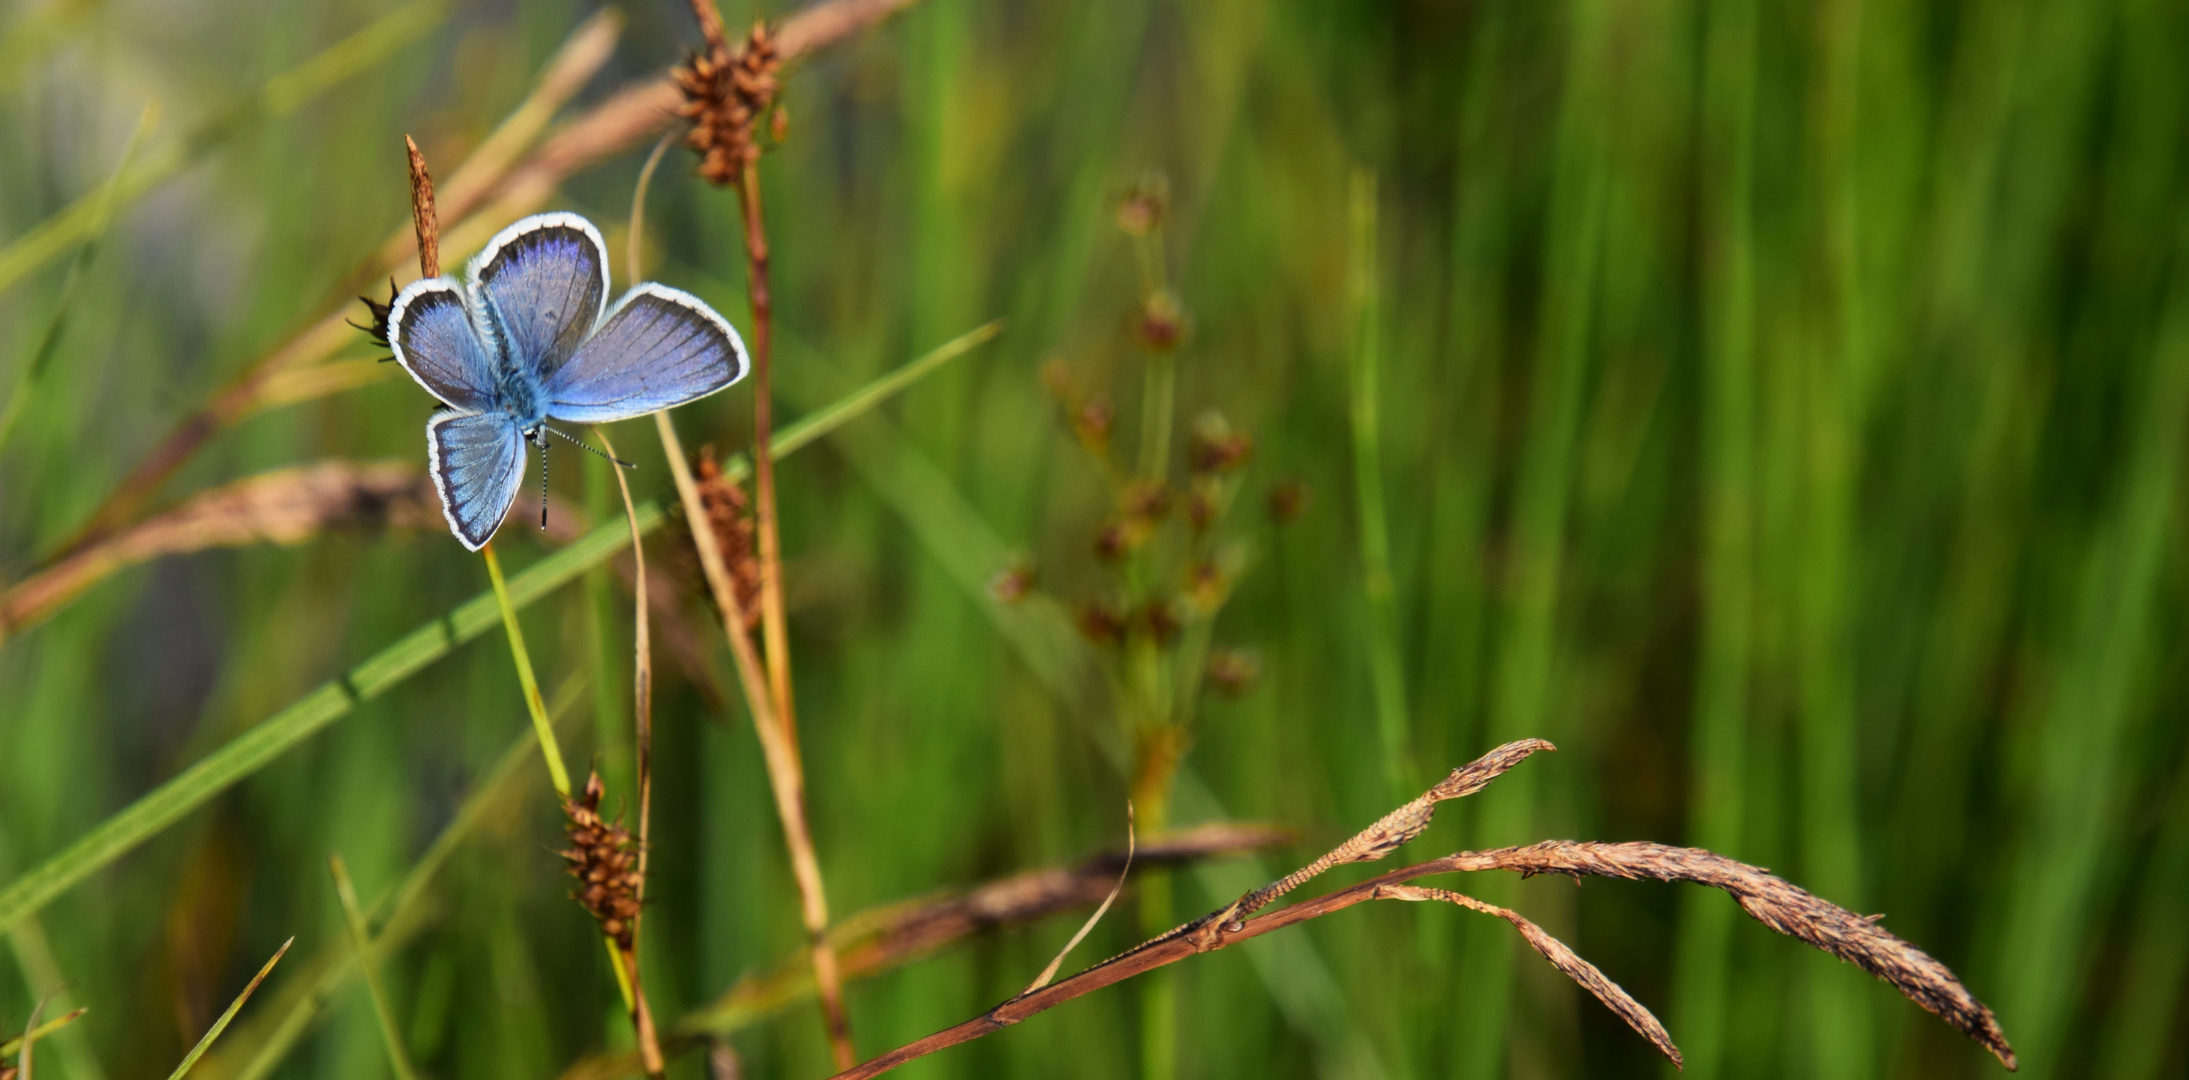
[1375, 884, 1681, 1069]
[2, 462, 432, 639]
[1452, 841, 2017, 1070]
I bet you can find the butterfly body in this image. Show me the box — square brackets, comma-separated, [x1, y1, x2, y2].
[386, 213, 748, 550]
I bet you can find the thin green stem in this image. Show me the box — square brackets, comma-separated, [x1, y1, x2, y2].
[481, 542, 570, 798]
[328, 855, 419, 1080]
[1348, 168, 1413, 805]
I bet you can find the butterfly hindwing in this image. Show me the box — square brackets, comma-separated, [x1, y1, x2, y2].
[427, 410, 528, 550]
[389, 278, 497, 412]
[469, 212, 609, 378]
[543, 284, 748, 424]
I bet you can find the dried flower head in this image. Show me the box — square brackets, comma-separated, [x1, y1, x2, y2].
[1072, 394, 1116, 452]
[1185, 482, 1219, 533]
[696, 447, 764, 628]
[1093, 519, 1145, 562]
[1121, 479, 1171, 522]
[1076, 600, 1126, 645]
[1116, 173, 1170, 237]
[1189, 411, 1253, 474]
[1205, 647, 1262, 696]
[561, 771, 643, 948]
[1127, 290, 1189, 353]
[1184, 558, 1228, 612]
[1137, 599, 1182, 645]
[674, 21, 782, 186]
[988, 560, 1037, 604]
[1267, 478, 1309, 525]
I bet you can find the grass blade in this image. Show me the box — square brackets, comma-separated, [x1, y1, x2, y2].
[1345, 169, 1413, 805]
[0, 329, 990, 934]
[0, 100, 156, 456]
[0, 1008, 85, 1060]
[329, 857, 419, 1080]
[165, 939, 291, 1080]
[0, 0, 449, 298]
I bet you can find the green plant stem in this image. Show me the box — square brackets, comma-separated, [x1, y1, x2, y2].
[328, 855, 418, 1080]
[165, 939, 291, 1080]
[481, 542, 570, 798]
[1347, 168, 1413, 806]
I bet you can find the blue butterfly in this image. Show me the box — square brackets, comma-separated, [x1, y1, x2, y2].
[386, 212, 747, 550]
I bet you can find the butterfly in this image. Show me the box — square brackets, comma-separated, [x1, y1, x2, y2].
[385, 212, 748, 550]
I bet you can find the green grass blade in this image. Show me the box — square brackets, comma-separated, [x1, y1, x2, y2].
[0, 1007, 85, 1059]
[0, 504, 660, 936]
[0, 0, 449, 298]
[0, 326, 980, 935]
[165, 939, 291, 1080]
[0, 101, 155, 456]
[329, 856, 420, 1080]
[1346, 169, 1413, 805]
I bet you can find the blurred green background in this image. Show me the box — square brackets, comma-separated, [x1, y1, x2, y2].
[2, 0, 2186, 1078]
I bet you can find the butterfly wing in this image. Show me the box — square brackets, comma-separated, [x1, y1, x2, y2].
[468, 212, 609, 379]
[389, 278, 497, 411]
[542, 284, 748, 424]
[427, 411, 528, 550]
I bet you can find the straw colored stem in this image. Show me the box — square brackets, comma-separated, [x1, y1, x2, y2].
[653, 410, 854, 1069]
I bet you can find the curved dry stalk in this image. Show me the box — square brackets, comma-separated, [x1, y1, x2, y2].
[0, 462, 433, 639]
[1374, 884, 1679, 1068]
[821, 741, 2017, 1080]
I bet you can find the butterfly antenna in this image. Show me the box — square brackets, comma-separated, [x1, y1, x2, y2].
[546, 425, 636, 468]
[538, 432, 550, 531]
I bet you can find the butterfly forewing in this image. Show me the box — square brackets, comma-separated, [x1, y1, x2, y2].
[543, 284, 748, 424]
[388, 279, 497, 412]
[469, 213, 609, 378]
[427, 411, 528, 550]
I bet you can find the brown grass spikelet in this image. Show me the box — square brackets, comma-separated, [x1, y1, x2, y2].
[561, 771, 644, 949]
[674, 18, 782, 187]
[695, 447, 763, 629]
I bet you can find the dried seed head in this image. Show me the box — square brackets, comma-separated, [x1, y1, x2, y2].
[1185, 483, 1219, 533]
[1121, 480, 1171, 522]
[561, 771, 643, 948]
[1205, 647, 1262, 696]
[1127, 290, 1189, 353]
[1267, 478, 1309, 525]
[674, 21, 782, 186]
[1184, 558, 1228, 611]
[695, 447, 764, 628]
[1072, 394, 1116, 452]
[1075, 600, 1126, 646]
[1116, 173, 1170, 237]
[1040, 356, 1077, 402]
[1189, 411, 1253, 474]
[988, 560, 1037, 604]
[1137, 599, 1181, 645]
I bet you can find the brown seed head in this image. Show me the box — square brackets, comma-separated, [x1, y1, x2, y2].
[1185, 483, 1219, 533]
[1116, 173, 1169, 237]
[674, 21, 782, 186]
[1184, 558, 1228, 612]
[988, 560, 1037, 604]
[1075, 600, 1127, 646]
[1268, 478, 1309, 525]
[1072, 394, 1116, 452]
[1205, 647, 1262, 696]
[561, 771, 643, 948]
[1137, 599, 1182, 645]
[1127, 290, 1189, 353]
[695, 447, 764, 628]
[1189, 411, 1253, 474]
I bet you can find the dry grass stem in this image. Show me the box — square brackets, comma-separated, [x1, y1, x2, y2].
[1376, 884, 1680, 1068]
[403, 136, 440, 277]
[1025, 802, 1136, 994]
[654, 409, 854, 1068]
[1, 462, 433, 639]
[550, 823, 1289, 1080]
[821, 742, 2015, 1080]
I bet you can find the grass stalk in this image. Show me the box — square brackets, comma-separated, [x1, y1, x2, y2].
[328, 855, 419, 1080]
[0, 101, 155, 457]
[1347, 168, 1413, 806]
[481, 543, 572, 798]
[164, 939, 291, 1080]
[596, 425, 667, 1078]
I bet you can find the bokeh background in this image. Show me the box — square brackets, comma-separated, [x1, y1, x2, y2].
[3, 0, 2186, 1078]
